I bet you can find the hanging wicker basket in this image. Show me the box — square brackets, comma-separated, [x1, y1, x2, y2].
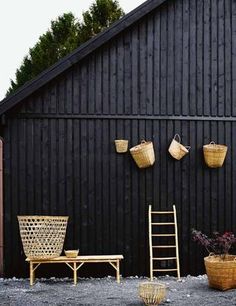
[168, 134, 190, 160]
[18, 215, 68, 260]
[130, 140, 155, 168]
[114, 139, 128, 153]
[203, 142, 228, 168]
[204, 255, 236, 291]
[139, 282, 166, 306]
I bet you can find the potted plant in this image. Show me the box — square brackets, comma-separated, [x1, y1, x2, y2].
[192, 229, 236, 290]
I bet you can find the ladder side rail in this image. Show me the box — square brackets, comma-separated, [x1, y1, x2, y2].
[148, 205, 153, 281]
[173, 205, 180, 279]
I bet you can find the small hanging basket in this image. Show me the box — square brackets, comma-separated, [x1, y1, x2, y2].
[203, 141, 228, 168]
[139, 282, 166, 306]
[130, 140, 155, 168]
[168, 134, 190, 160]
[114, 139, 128, 153]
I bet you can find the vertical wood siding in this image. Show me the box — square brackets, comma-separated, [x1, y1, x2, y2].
[3, 0, 236, 277]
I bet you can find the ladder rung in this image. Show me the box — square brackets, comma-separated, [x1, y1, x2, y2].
[153, 245, 176, 248]
[152, 234, 175, 237]
[153, 257, 177, 260]
[153, 269, 178, 272]
[151, 211, 174, 214]
[152, 222, 175, 225]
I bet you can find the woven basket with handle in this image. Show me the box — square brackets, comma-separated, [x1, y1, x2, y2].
[168, 134, 190, 160]
[130, 140, 155, 168]
[18, 215, 68, 260]
[204, 255, 236, 291]
[203, 142, 227, 168]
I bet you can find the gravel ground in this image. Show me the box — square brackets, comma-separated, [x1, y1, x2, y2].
[1, 275, 236, 306]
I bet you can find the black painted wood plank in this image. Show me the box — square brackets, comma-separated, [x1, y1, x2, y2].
[109, 120, 117, 253]
[87, 120, 95, 254]
[203, 0, 211, 116]
[189, 0, 197, 116]
[131, 26, 139, 115]
[73, 119, 81, 249]
[18, 119, 26, 213]
[124, 32, 132, 115]
[80, 120, 88, 252]
[72, 66, 80, 114]
[88, 55, 96, 115]
[66, 71, 73, 114]
[211, 0, 218, 116]
[49, 119, 58, 215]
[160, 9, 167, 115]
[117, 35, 124, 115]
[153, 10, 161, 115]
[66, 119, 74, 246]
[196, 0, 203, 116]
[174, 0, 182, 115]
[95, 51, 102, 114]
[42, 119, 49, 213]
[182, 0, 190, 116]
[139, 19, 147, 115]
[130, 119, 139, 275]
[232, 0, 236, 116]
[225, 0, 232, 117]
[167, 2, 174, 116]
[218, 0, 225, 116]
[94, 119, 103, 254]
[146, 15, 154, 115]
[110, 42, 117, 115]
[34, 119, 42, 214]
[58, 78, 65, 115]
[102, 47, 109, 115]
[58, 119, 66, 215]
[80, 63, 88, 115]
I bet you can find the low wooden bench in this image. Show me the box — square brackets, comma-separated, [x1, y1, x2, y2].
[26, 255, 124, 285]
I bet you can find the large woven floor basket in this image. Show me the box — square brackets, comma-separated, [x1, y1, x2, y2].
[139, 282, 166, 306]
[130, 140, 155, 168]
[204, 255, 236, 290]
[203, 142, 227, 168]
[18, 215, 68, 260]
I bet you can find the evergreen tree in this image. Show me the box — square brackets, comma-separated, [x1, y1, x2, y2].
[7, 0, 124, 96]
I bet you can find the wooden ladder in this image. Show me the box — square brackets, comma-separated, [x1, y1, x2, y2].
[149, 205, 180, 281]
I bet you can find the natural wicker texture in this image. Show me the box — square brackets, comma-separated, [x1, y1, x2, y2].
[130, 140, 155, 168]
[139, 282, 166, 306]
[18, 216, 68, 260]
[64, 250, 79, 258]
[204, 255, 236, 290]
[168, 134, 190, 160]
[203, 142, 228, 168]
[114, 139, 129, 153]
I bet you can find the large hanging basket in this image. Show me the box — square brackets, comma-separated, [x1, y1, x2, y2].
[204, 255, 236, 291]
[168, 134, 190, 160]
[18, 215, 68, 260]
[130, 140, 155, 168]
[139, 282, 166, 306]
[203, 142, 228, 168]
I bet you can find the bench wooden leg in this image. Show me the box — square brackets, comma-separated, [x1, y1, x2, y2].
[30, 262, 34, 286]
[73, 262, 77, 285]
[116, 260, 120, 284]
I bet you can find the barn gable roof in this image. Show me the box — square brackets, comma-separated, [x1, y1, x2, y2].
[0, 0, 167, 115]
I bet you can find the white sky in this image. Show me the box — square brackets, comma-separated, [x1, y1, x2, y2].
[0, 0, 144, 101]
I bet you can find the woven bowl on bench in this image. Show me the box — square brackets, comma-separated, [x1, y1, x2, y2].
[65, 250, 79, 258]
[18, 215, 68, 260]
[139, 282, 166, 306]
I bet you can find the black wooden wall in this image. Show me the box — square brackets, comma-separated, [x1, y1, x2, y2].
[3, 0, 236, 277]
